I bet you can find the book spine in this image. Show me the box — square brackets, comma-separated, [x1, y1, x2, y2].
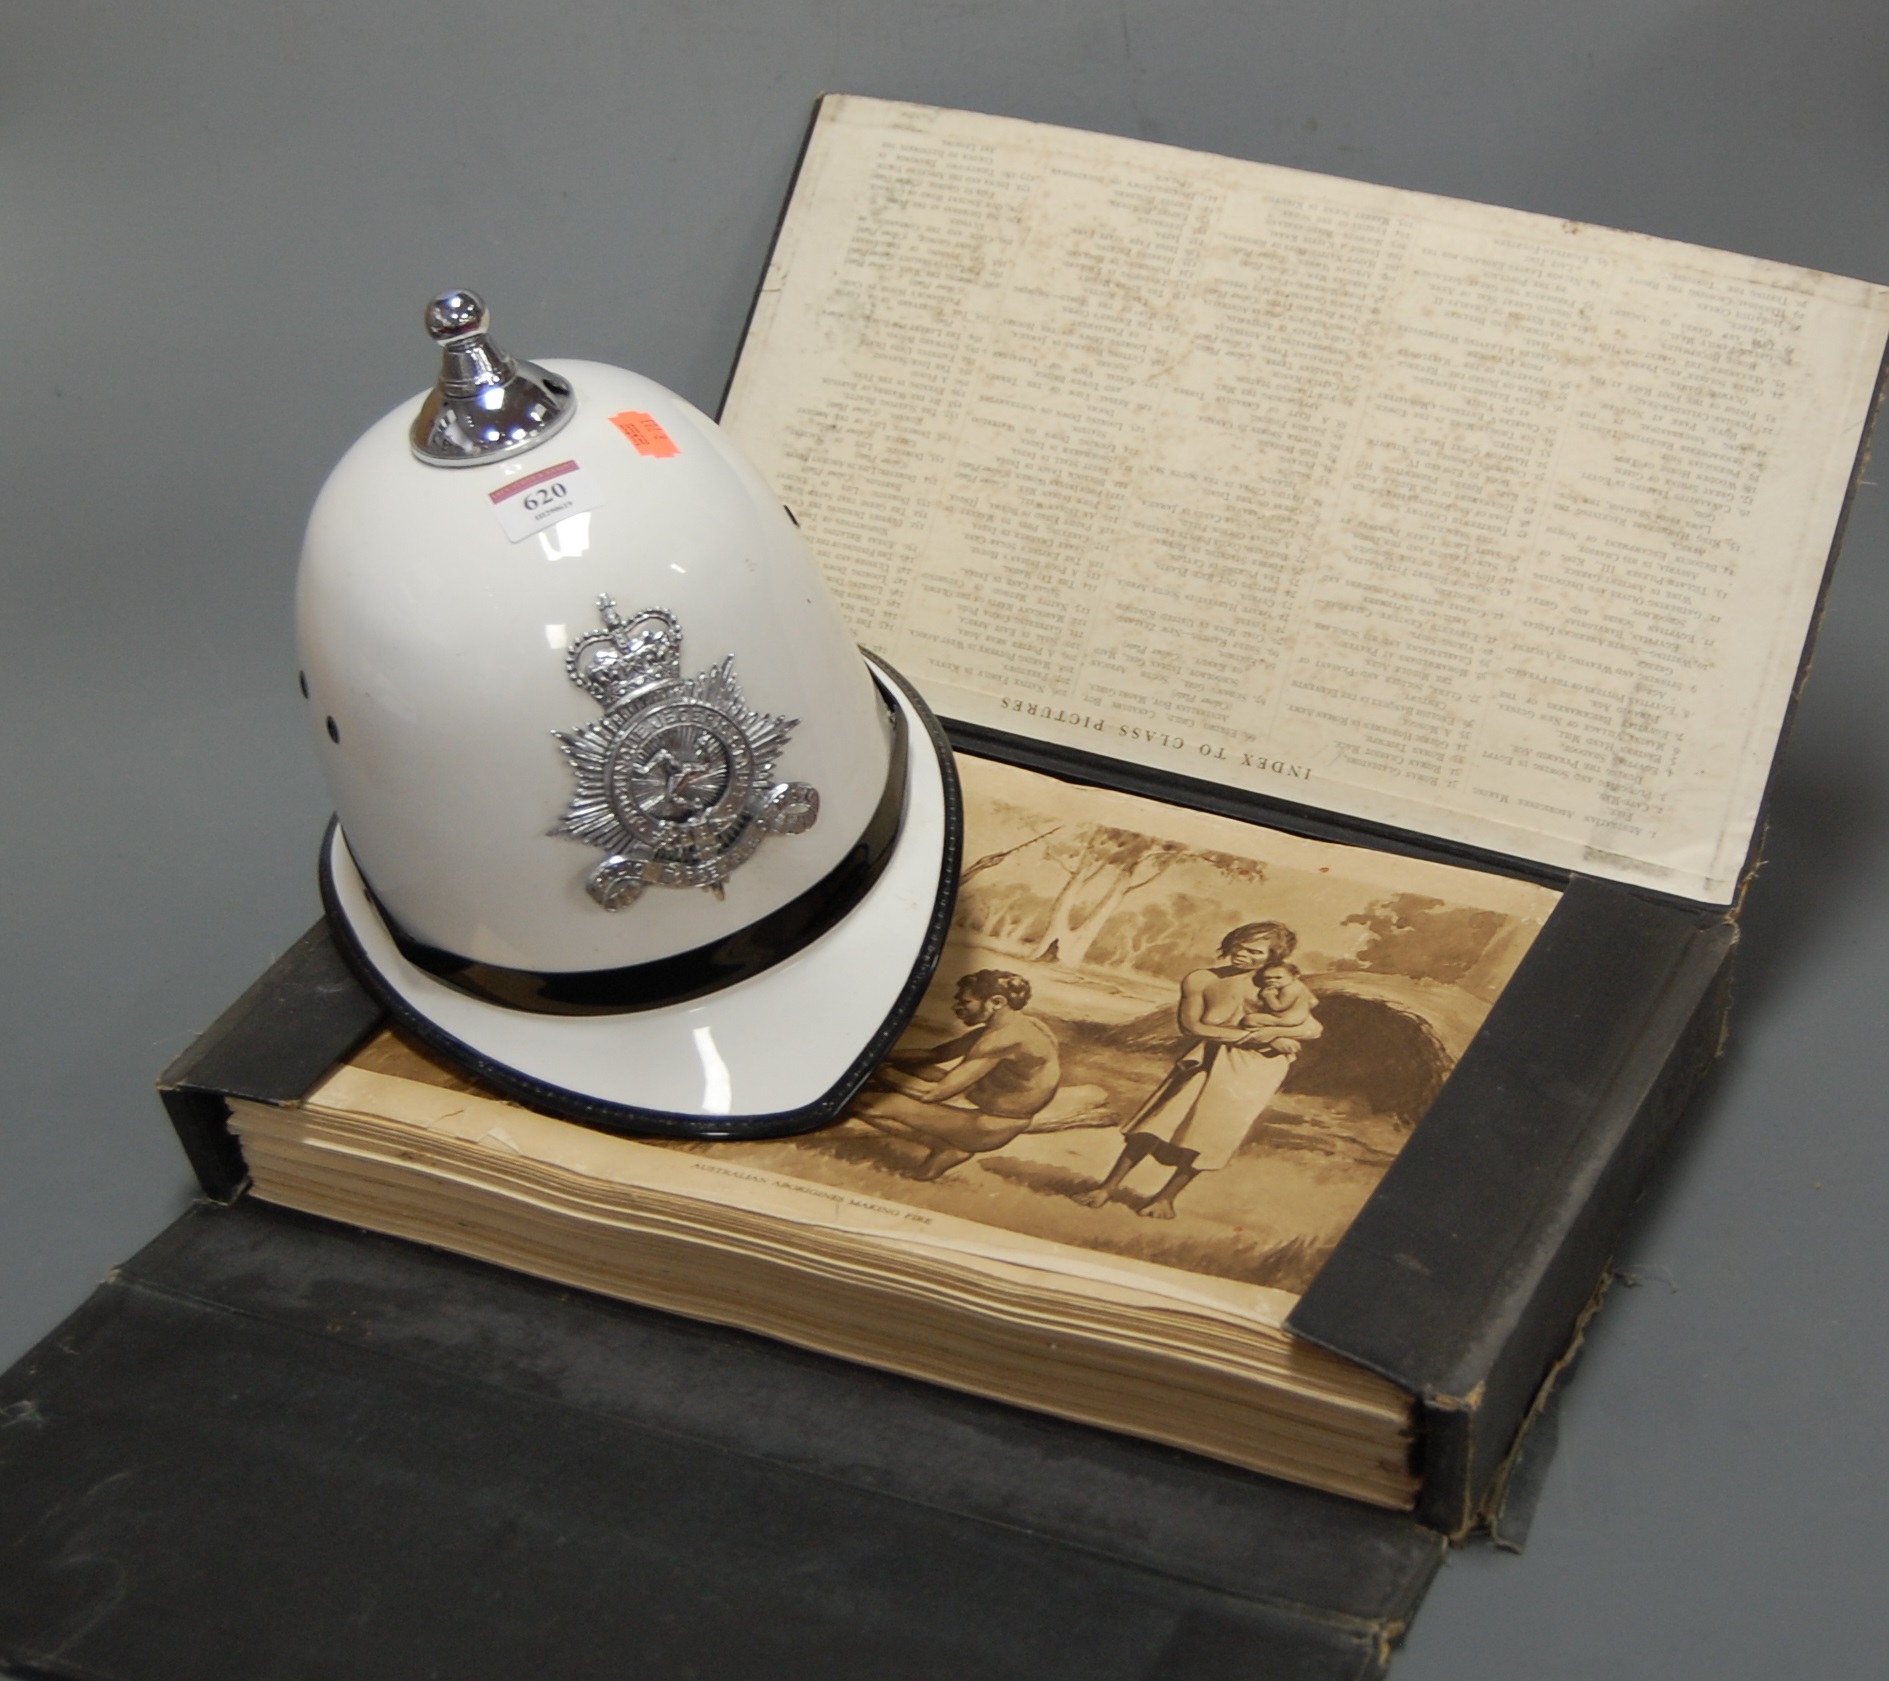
[157, 921, 385, 1201]
[1288, 879, 1736, 1536]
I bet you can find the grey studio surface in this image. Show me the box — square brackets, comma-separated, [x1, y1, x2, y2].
[4, 3, 1885, 1676]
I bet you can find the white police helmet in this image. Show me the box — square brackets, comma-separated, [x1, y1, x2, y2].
[298, 290, 960, 1137]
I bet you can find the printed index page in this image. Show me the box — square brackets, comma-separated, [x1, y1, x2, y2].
[723, 96, 1889, 902]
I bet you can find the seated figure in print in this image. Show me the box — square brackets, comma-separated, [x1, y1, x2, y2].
[850, 969, 1063, 1180]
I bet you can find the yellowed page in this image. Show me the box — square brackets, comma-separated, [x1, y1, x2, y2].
[297, 753, 1555, 1362]
[301, 1060, 1305, 1328]
[724, 96, 1889, 903]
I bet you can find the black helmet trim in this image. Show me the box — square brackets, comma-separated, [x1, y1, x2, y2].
[352, 679, 908, 1016]
[318, 654, 964, 1142]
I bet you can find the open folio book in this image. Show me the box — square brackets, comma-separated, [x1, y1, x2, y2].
[231, 755, 1558, 1511]
[169, 98, 1887, 1534]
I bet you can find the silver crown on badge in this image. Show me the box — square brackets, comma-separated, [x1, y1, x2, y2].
[552, 597, 821, 910]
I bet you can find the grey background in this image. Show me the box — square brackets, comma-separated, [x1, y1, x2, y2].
[4, 1, 1885, 1673]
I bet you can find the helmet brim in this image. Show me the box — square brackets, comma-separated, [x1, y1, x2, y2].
[320, 655, 962, 1139]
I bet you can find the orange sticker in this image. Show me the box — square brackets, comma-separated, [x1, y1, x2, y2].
[610, 410, 680, 458]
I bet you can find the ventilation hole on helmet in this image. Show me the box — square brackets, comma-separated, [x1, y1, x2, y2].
[298, 670, 310, 698]
[326, 716, 340, 743]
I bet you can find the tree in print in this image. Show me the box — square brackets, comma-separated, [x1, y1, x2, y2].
[965, 878, 1055, 948]
[1087, 890, 1234, 980]
[1023, 825, 1267, 968]
[959, 824, 1060, 887]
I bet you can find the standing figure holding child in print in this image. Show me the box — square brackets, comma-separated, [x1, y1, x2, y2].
[1078, 922, 1322, 1219]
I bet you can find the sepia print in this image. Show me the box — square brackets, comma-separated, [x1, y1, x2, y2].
[670, 754, 1563, 1299]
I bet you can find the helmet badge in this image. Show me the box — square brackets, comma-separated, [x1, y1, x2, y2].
[552, 597, 820, 909]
